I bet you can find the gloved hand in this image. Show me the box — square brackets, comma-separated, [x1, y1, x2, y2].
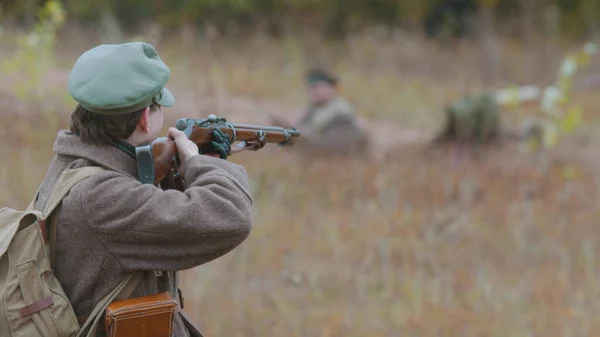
[199, 128, 231, 159]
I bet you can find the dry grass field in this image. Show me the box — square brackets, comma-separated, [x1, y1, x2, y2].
[2, 28, 600, 336]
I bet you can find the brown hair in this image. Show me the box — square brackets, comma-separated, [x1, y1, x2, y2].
[70, 104, 158, 145]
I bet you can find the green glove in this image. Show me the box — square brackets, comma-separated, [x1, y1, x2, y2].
[199, 128, 231, 159]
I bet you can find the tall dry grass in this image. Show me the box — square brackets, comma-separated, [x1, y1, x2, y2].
[2, 27, 600, 336]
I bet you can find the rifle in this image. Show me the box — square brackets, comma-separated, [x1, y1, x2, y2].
[135, 114, 300, 191]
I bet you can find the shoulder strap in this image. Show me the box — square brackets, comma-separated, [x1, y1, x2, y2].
[48, 205, 61, 269]
[40, 166, 142, 337]
[26, 187, 40, 212]
[43, 166, 106, 218]
[76, 271, 143, 337]
[45, 166, 105, 269]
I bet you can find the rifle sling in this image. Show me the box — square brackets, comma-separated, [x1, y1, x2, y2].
[112, 139, 136, 160]
[135, 144, 155, 185]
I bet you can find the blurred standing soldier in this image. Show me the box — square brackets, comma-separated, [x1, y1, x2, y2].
[273, 68, 369, 155]
[31, 42, 253, 336]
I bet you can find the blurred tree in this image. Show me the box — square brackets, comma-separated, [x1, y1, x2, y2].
[423, 0, 477, 39]
[1, 0, 600, 40]
[477, 0, 501, 84]
[1, 0, 66, 101]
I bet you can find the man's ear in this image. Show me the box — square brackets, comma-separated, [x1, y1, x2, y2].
[138, 106, 151, 133]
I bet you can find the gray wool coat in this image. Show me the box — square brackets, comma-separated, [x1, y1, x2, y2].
[32, 130, 254, 336]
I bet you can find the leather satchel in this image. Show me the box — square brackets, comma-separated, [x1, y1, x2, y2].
[105, 292, 178, 337]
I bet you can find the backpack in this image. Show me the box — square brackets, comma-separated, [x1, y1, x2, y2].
[0, 166, 142, 337]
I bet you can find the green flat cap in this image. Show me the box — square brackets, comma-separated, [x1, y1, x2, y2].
[68, 42, 175, 115]
[306, 68, 338, 86]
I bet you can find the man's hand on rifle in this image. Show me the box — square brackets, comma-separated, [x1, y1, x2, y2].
[148, 117, 299, 190]
[168, 127, 200, 179]
[199, 128, 231, 160]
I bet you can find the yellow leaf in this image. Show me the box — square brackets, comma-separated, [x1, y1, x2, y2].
[560, 106, 583, 134]
[557, 92, 570, 105]
[543, 124, 559, 148]
[559, 77, 573, 93]
[505, 86, 520, 108]
[576, 52, 591, 67]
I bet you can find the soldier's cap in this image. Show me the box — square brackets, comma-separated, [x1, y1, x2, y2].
[306, 68, 338, 86]
[68, 42, 175, 115]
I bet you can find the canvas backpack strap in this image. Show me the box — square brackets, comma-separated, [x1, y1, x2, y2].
[26, 186, 41, 212]
[76, 271, 143, 337]
[41, 167, 143, 336]
[41, 166, 143, 336]
[43, 166, 105, 269]
[48, 204, 61, 269]
[42, 166, 106, 218]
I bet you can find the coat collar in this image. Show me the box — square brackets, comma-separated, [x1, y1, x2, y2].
[52, 130, 138, 179]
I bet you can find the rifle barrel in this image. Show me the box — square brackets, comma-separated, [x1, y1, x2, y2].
[228, 123, 300, 136]
[176, 117, 300, 137]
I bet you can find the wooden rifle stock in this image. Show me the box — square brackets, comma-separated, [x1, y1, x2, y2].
[136, 114, 300, 191]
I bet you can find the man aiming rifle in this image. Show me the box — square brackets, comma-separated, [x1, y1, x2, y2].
[4, 41, 296, 337]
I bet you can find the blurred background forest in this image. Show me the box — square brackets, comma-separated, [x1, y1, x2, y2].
[3, 0, 600, 336]
[3, 0, 600, 41]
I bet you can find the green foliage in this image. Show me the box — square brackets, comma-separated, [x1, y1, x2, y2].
[1, 0, 65, 102]
[0, 0, 599, 39]
[524, 42, 597, 152]
[43, 0, 600, 38]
